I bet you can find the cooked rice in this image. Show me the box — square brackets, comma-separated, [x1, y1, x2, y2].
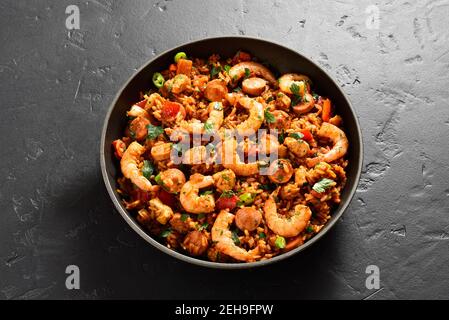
[112, 51, 349, 263]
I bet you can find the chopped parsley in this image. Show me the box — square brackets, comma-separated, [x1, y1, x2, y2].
[258, 232, 266, 239]
[201, 190, 214, 196]
[198, 222, 209, 231]
[197, 213, 205, 220]
[223, 65, 231, 73]
[220, 190, 235, 198]
[141, 160, 154, 179]
[264, 108, 276, 123]
[147, 124, 164, 140]
[265, 96, 275, 103]
[290, 82, 303, 106]
[306, 225, 314, 233]
[210, 65, 221, 78]
[160, 228, 171, 238]
[278, 130, 285, 144]
[204, 121, 215, 133]
[244, 67, 251, 79]
[291, 95, 302, 106]
[290, 82, 301, 95]
[289, 132, 304, 140]
[312, 178, 335, 193]
[180, 214, 189, 222]
[259, 183, 276, 191]
[231, 230, 240, 245]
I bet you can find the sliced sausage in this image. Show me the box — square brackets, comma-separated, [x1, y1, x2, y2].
[242, 77, 267, 96]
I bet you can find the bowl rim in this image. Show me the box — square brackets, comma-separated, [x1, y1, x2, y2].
[100, 35, 363, 269]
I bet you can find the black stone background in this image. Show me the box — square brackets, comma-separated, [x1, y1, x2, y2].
[1, 0, 448, 299]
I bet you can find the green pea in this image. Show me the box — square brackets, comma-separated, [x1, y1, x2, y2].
[238, 192, 254, 206]
[152, 72, 165, 88]
[174, 52, 187, 63]
[154, 173, 163, 186]
[275, 236, 286, 249]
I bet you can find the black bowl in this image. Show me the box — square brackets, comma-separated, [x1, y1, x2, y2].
[100, 36, 363, 269]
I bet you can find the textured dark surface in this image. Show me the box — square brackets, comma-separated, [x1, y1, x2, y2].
[1, 0, 448, 300]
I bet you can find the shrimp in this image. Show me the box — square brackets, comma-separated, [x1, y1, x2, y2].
[120, 141, 154, 191]
[158, 168, 186, 193]
[220, 138, 260, 176]
[242, 77, 267, 96]
[264, 195, 312, 237]
[178, 102, 224, 134]
[211, 210, 260, 262]
[229, 61, 277, 86]
[284, 136, 310, 158]
[306, 122, 348, 167]
[204, 79, 228, 101]
[225, 92, 244, 107]
[292, 93, 315, 115]
[278, 73, 311, 95]
[180, 173, 215, 214]
[236, 97, 264, 136]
